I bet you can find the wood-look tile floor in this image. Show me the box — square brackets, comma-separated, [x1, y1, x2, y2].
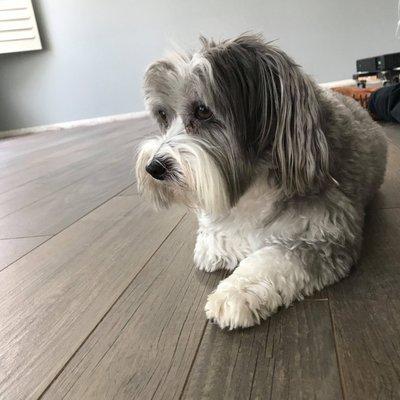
[0, 117, 399, 400]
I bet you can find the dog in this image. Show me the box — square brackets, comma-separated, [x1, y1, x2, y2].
[136, 34, 387, 329]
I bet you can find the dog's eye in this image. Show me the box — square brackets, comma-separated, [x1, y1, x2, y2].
[194, 104, 213, 120]
[158, 109, 167, 123]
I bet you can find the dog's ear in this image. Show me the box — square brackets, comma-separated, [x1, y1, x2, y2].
[272, 77, 330, 196]
[143, 57, 184, 130]
[255, 44, 331, 196]
[143, 59, 176, 103]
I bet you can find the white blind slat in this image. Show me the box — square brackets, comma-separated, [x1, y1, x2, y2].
[0, 29, 34, 41]
[0, 9, 30, 21]
[0, 0, 27, 11]
[0, 19, 32, 31]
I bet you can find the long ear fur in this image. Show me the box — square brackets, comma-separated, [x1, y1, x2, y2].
[256, 40, 331, 196]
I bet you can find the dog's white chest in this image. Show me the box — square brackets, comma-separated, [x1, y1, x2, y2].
[194, 181, 279, 270]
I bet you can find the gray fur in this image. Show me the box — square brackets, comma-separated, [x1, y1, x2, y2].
[200, 34, 333, 197]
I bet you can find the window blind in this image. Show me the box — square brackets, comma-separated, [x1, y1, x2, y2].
[0, 0, 41, 54]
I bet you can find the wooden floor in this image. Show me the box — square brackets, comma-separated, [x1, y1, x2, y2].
[0, 117, 399, 400]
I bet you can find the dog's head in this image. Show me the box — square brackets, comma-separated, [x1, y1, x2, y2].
[136, 34, 330, 215]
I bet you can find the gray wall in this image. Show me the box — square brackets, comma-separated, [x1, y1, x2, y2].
[1, 0, 399, 131]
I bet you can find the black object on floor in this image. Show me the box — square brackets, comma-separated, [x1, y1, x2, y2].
[369, 83, 400, 123]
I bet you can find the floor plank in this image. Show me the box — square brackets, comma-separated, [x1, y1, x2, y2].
[330, 299, 400, 400]
[41, 215, 225, 400]
[382, 123, 400, 149]
[328, 208, 400, 399]
[0, 143, 136, 219]
[0, 123, 125, 174]
[0, 195, 185, 400]
[0, 236, 50, 271]
[0, 117, 154, 165]
[0, 159, 134, 238]
[182, 301, 342, 400]
[0, 120, 153, 238]
[0, 121, 154, 232]
[369, 143, 400, 210]
[0, 121, 150, 196]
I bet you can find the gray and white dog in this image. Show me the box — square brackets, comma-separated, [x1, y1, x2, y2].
[136, 34, 387, 329]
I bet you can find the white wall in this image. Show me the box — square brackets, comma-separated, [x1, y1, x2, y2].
[0, 0, 399, 131]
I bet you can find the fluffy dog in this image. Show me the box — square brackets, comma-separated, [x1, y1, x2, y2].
[136, 34, 387, 329]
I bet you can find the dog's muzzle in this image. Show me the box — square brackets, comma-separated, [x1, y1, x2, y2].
[145, 158, 167, 180]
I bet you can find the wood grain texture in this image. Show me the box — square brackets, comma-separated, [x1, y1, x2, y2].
[328, 209, 400, 399]
[337, 209, 400, 298]
[0, 124, 126, 190]
[0, 236, 50, 271]
[182, 301, 342, 400]
[41, 215, 226, 400]
[330, 299, 400, 400]
[0, 159, 134, 238]
[0, 144, 135, 219]
[0, 119, 156, 237]
[0, 118, 154, 195]
[0, 117, 154, 166]
[0, 195, 184, 400]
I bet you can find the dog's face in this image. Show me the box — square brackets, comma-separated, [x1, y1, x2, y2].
[136, 34, 331, 215]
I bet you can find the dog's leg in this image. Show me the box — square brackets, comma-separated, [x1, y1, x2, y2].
[194, 230, 240, 272]
[205, 244, 351, 329]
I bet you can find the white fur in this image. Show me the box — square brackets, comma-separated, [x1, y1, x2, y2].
[197, 181, 311, 328]
[205, 246, 304, 329]
[194, 179, 278, 272]
[136, 119, 229, 213]
[198, 180, 359, 329]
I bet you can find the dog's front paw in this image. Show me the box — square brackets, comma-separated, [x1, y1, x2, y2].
[205, 284, 262, 329]
[205, 276, 283, 329]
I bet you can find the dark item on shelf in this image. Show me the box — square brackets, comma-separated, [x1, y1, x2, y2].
[353, 52, 400, 88]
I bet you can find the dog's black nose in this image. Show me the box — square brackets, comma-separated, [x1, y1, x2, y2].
[145, 159, 166, 180]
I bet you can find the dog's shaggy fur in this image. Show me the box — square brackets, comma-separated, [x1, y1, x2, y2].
[136, 34, 387, 329]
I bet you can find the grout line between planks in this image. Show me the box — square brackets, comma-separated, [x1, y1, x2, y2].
[177, 271, 227, 400]
[178, 319, 209, 400]
[327, 295, 347, 400]
[0, 234, 50, 241]
[0, 183, 135, 275]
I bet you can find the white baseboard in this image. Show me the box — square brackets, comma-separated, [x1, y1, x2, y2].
[319, 79, 355, 88]
[0, 110, 150, 138]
